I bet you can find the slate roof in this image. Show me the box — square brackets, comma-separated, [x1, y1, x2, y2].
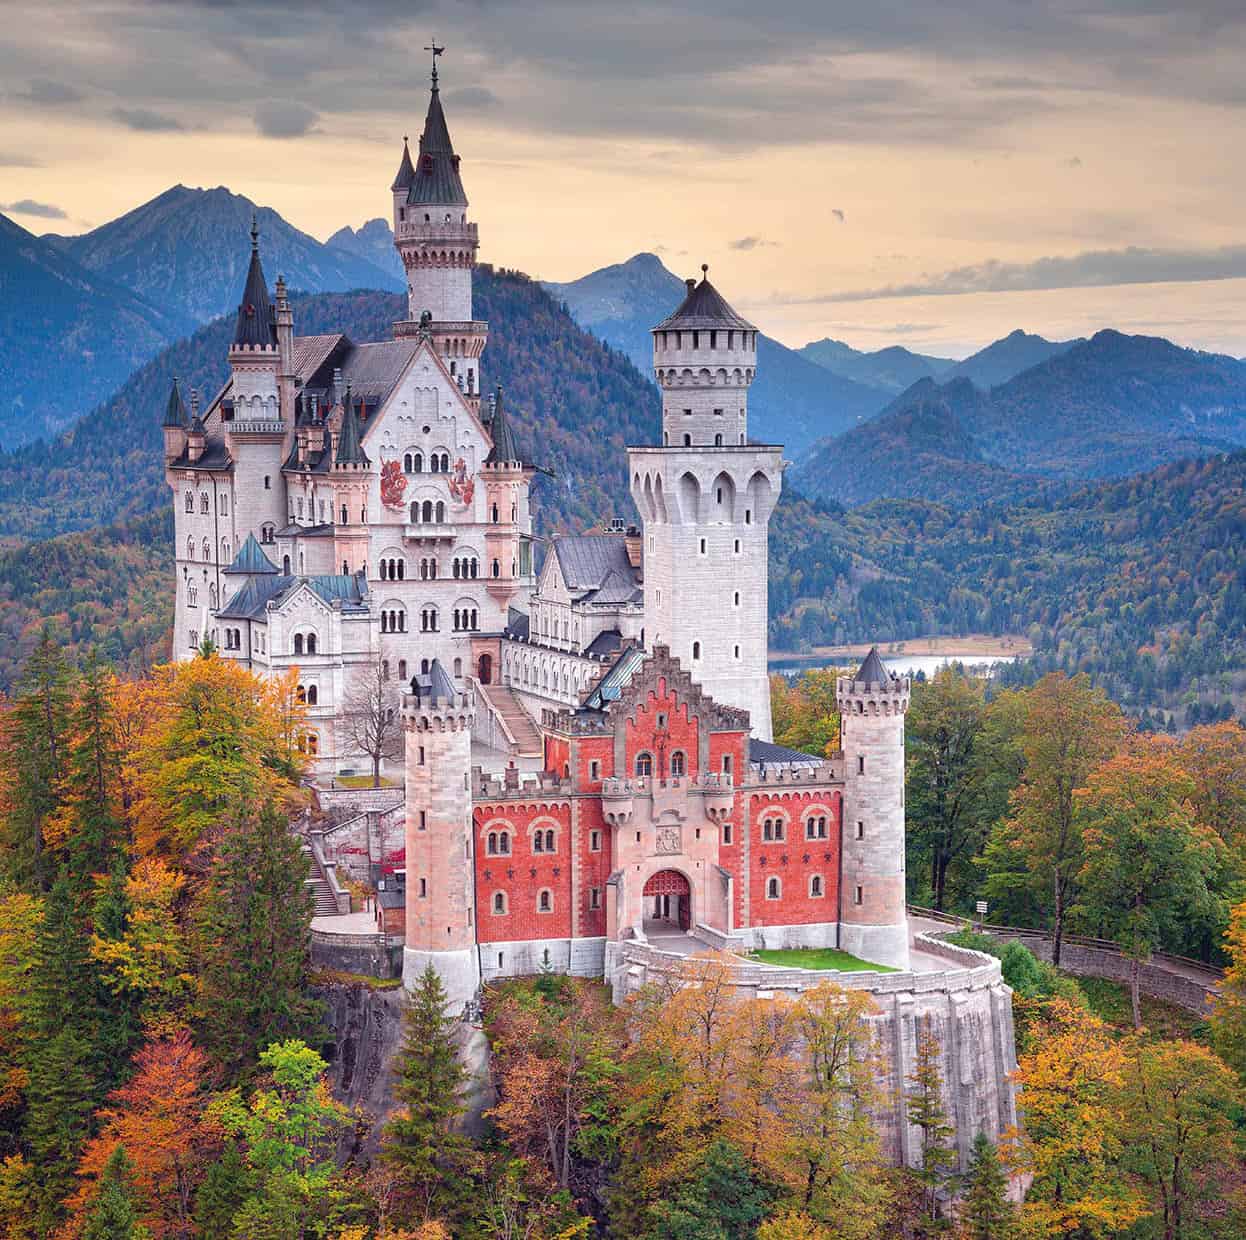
[584, 629, 624, 659]
[232, 222, 278, 348]
[748, 738, 821, 766]
[653, 268, 756, 332]
[168, 437, 232, 472]
[581, 646, 647, 711]
[162, 378, 188, 428]
[293, 337, 419, 423]
[391, 137, 416, 192]
[407, 85, 467, 206]
[854, 646, 892, 686]
[410, 658, 457, 703]
[334, 388, 371, 467]
[485, 384, 521, 465]
[224, 533, 279, 575]
[275, 522, 335, 538]
[551, 534, 642, 603]
[505, 607, 530, 641]
[291, 333, 342, 377]
[216, 572, 369, 621]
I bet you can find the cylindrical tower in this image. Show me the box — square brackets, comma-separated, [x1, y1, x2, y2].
[402, 662, 480, 1010]
[836, 648, 911, 970]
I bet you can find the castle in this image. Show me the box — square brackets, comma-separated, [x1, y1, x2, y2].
[164, 62, 1017, 1166]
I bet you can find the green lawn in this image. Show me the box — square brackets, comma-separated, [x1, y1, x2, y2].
[746, 947, 898, 973]
[330, 774, 397, 789]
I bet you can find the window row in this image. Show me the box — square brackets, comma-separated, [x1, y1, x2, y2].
[292, 632, 318, 656]
[656, 330, 757, 351]
[490, 889, 556, 915]
[410, 500, 447, 524]
[759, 813, 836, 843]
[484, 827, 560, 856]
[185, 537, 232, 563]
[633, 750, 687, 777]
[452, 556, 479, 579]
[379, 557, 405, 581]
[402, 451, 453, 474]
[763, 875, 826, 900]
[184, 491, 229, 516]
[295, 683, 319, 705]
[380, 609, 407, 633]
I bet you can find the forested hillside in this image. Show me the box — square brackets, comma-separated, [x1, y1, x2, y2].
[0, 270, 660, 544]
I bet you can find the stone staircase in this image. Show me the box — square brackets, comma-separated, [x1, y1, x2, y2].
[477, 682, 543, 758]
[303, 844, 346, 917]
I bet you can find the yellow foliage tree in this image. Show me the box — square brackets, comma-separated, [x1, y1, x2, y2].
[758, 1210, 836, 1240]
[0, 887, 42, 1115]
[1210, 898, 1246, 1080]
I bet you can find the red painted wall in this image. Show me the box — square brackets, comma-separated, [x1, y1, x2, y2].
[746, 789, 843, 926]
[474, 800, 574, 943]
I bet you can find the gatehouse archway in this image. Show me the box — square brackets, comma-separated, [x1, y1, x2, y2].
[643, 869, 691, 932]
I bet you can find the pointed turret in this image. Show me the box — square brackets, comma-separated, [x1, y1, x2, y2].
[334, 388, 370, 468]
[485, 385, 521, 464]
[408, 79, 467, 207]
[654, 264, 756, 332]
[854, 646, 892, 687]
[232, 216, 277, 348]
[391, 136, 416, 193]
[224, 532, 279, 576]
[162, 377, 188, 428]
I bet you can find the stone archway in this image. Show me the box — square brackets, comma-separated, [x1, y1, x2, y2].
[643, 869, 691, 932]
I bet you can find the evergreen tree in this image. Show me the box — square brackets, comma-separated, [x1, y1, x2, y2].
[83, 1146, 150, 1240]
[907, 1023, 956, 1231]
[382, 964, 476, 1226]
[195, 801, 319, 1077]
[646, 1139, 774, 1240]
[960, 1133, 1015, 1240]
[194, 1144, 253, 1238]
[0, 628, 72, 891]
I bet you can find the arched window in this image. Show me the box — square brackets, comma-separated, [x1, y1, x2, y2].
[186, 536, 194, 559]
[200, 493, 210, 513]
[296, 684, 306, 704]
[670, 750, 686, 777]
[635, 753, 653, 777]
[208, 583, 218, 609]
[544, 828, 555, 852]
[341, 504, 348, 525]
[487, 831, 510, 856]
[492, 891, 507, 914]
[306, 634, 317, 655]
[492, 559, 500, 578]
[294, 633, 304, 656]
[202, 538, 211, 561]
[283, 554, 291, 574]
[184, 492, 193, 513]
[221, 538, 231, 562]
[533, 831, 544, 854]
[422, 500, 433, 523]
[307, 685, 318, 705]
[806, 815, 828, 840]
[261, 523, 275, 544]
[766, 876, 780, 900]
[413, 452, 423, 473]
[398, 660, 407, 681]
[692, 641, 701, 660]
[453, 657, 462, 677]
[538, 890, 552, 913]
[810, 875, 824, 898]
[435, 501, 445, 522]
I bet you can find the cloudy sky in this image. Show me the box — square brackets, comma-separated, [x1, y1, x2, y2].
[3, 0, 1245, 356]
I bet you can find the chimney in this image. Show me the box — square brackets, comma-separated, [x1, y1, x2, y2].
[333, 367, 343, 408]
[624, 525, 642, 569]
[685, 277, 696, 293]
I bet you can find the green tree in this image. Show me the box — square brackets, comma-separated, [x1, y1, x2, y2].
[0, 627, 72, 891]
[959, 1133, 1015, 1240]
[195, 801, 319, 1077]
[981, 673, 1125, 963]
[906, 1022, 956, 1231]
[905, 668, 989, 911]
[382, 965, 477, 1227]
[647, 1139, 775, 1240]
[1074, 742, 1222, 1028]
[83, 1146, 152, 1240]
[193, 1144, 253, 1238]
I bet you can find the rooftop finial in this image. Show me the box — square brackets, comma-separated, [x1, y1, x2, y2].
[250, 212, 259, 253]
[424, 38, 445, 89]
[701, 263, 709, 277]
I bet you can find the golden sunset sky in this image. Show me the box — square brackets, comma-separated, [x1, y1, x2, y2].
[3, 0, 1245, 357]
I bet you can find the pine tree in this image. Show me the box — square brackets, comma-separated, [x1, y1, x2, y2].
[0, 628, 72, 891]
[960, 1133, 1015, 1240]
[195, 800, 319, 1077]
[382, 965, 476, 1226]
[83, 1146, 151, 1240]
[907, 1022, 956, 1232]
[194, 1143, 253, 1238]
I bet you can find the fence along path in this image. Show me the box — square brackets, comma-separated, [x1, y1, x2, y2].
[908, 905, 1223, 1016]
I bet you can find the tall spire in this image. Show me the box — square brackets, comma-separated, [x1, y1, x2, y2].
[407, 47, 467, 206]
[485, 385, 521, 465]
[232, 213, 277, 348]
[334, 388, 370, 468]
[162, 376, 188, 428]
[391, 135, 416, 192]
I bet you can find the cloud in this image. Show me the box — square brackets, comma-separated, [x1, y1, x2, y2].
[254, 100, 320, 139]
[0, 152, 38, 167]
[113, 106, 184, 132]
[18, 78, 83, 105]
[831, 208, 845, 223]
[443, 86, 500, 110]
[1064, 155, 1083, 167]
[800, 243, 1246, 302]
[0, 198, 67, 219]
[730, 236, 779, 251]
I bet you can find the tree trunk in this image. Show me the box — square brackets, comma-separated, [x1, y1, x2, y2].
[1131, 955, 1142, 1030]
[1052, 873, 1064, 966]
[933, 851, 947, 912]
[372, 753, 381, 789]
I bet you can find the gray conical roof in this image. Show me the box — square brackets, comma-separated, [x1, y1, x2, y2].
[407, 85, 467, 206]
[485, 384, 520, 464]
[854, 646, 891, 686]
[162, 377, 188, 428]
[232, 218, 277, 348]
[653, 266, 755, 332]
[334, 388, 371, 468]
[224, 532, 279, 576]
[391, 137, 416, 192]
[411, 657, 457, 703]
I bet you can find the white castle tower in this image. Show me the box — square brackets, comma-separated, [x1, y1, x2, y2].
[628, 267, 783, 740]
[391, 46, 485, 411]
[837, 649, 911, 970]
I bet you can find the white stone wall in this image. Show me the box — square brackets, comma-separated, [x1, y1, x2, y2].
[653, 330, 756, 447]
[629, 445, 783, 741]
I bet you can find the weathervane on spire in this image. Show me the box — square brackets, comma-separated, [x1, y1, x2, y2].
[250, 211, 259, 254]
[424, 39, 446, 88]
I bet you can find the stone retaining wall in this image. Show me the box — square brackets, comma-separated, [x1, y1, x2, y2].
[311, 784, 405, 816]
[311, 929, 403, 979]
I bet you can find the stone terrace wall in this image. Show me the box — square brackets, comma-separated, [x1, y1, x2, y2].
[607, 932, 1018, 1171]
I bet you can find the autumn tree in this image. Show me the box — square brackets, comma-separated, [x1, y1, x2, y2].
[0, 886, 42, 1138]
[906, 1021, 956, 1230]
[982, 673, 1125, 963]
[0, 627, 72, 891]
[1177, 720, 1246, 858]
[339, 658, 403, 788]
[1210, 898, 1246, 1079]
[1008, 999, 1146, 1238]
[382, 965, 477, 1229]
[770, 669, 841, 758]
[194, 801, 319, 1078]
[1074, 740, 1222, 1028]
[1117, 1039, 1241, 1240]
[82, 1146, 151, 1240]
[958, 1133, 1015, 1240]
[61, 1030, 219, 1238]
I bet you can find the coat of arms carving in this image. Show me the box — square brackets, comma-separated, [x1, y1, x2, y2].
[655, 826, 681, 855]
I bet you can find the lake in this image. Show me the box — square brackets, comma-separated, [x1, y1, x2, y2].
[770, 653, 1021, 679]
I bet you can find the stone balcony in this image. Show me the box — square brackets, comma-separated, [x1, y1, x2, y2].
[403, 522, 456, 542]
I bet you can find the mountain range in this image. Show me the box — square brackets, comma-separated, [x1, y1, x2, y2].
[544, 253, 891, 452]
[792, 331, 1246, 508]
